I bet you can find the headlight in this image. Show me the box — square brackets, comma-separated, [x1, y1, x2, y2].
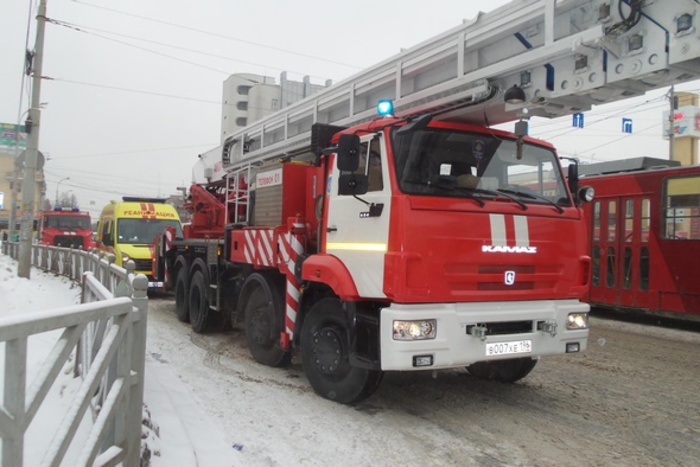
[567, 312, 589, 329]
[393, 319, 436, 340]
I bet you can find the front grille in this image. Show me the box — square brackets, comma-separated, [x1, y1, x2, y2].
[477, 282, 534, 291]
[466, 321, 533, 336]
[132, 259, 152, 272]
[55, 236, 84, 249]
[478, 265, 535, 274]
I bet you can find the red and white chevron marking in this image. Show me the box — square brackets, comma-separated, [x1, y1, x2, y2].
[243, 229, 275, 267]
[163, 227, 175, 285]
[278, 225, 305, 339]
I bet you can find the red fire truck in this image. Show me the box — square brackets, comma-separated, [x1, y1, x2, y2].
[581, 158, 700, 321]
[152, 0, 700, 402]
[153, 113, 593, 403]
[39, 208, 95, 250]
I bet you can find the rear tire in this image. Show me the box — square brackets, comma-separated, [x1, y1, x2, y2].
[188, 270, 211, 333]
[244, 284, 290, 367]
[301, 298, 383, 404]
[175, 267, 189, 322]
[467, 357, 537, 383]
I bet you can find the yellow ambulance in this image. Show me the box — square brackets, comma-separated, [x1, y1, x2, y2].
[96, 197, 183, 286]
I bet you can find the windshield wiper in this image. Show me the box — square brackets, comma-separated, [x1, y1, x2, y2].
[447, 183, 528, 211]
[403, 180, 485, 206]
[497, 188, 565, 214]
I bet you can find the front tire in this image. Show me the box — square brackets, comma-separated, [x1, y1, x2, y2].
[188, 270, 211, 333]
[244, 283, 290, 367]
[300, 298, 383, 404]
[467, 357, 537, 383]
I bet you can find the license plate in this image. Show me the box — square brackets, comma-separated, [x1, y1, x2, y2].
[485, 340, 532, 356]
[148, 281, 164, 288]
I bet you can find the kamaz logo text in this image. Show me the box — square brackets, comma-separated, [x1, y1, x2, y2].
[482, 245, 537, 254]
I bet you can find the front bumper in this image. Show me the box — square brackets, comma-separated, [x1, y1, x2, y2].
[379, 299, 589, 371]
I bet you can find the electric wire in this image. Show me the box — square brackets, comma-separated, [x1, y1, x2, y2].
[49, 18, 336, 83]
[70, 0, 363, 70]
[54, 144, 217, 160]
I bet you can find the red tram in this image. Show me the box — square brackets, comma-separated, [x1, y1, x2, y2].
[580, 158, 700, 321]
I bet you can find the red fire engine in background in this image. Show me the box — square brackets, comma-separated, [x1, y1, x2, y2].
[581, 158, 700, 321]
[39, 208, 95, 250]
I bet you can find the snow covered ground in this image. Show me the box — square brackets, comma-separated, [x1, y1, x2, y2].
[0, 250, 239, 466]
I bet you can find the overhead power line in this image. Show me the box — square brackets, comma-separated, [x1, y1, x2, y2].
[71, 0, 363, 70]
[45, 76, 224, 105]
[52, 144, 217, 160]
[49, 18, 336, 83]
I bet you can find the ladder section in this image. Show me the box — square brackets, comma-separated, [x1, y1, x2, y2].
[224, 165, 252, 226]
[222, 0, 700, 172]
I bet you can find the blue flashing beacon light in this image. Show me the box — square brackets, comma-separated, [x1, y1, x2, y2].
[377, 99, 394, 117]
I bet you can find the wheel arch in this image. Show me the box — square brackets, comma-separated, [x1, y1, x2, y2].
[301, 254, 360, 300]
[172, 255, 190, 286]
[237, 271, 285, 326]
[189, 257, 209, 281]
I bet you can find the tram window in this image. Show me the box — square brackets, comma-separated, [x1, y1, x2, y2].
[623, 247, 632, 290]
[592, 245, 601, 287]
[640, 198, 650, 242]
[593, 202, 601, 241]
[607, 201, 617, 242]
[663, 176, 700, 240]
[639, 246, 649, 291]
[624, 199, 634, 242]
[606, 246, 615, 288]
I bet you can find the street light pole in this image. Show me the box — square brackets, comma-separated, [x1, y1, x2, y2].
[55, 176, 70, 207]
[18, 0, 47, 279]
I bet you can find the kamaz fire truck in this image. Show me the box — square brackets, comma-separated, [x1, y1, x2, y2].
[39, 207, 94, 250]
[152, 0, 700, 403]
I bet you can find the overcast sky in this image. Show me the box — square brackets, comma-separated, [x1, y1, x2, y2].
[2, 0, 699, 218]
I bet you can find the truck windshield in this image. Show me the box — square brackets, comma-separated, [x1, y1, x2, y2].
[45, 215, 91, 230]
[391, 128, 571, 208]
[117, 219, 182, 245]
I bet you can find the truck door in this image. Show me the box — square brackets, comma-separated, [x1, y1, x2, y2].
[323, 134, 391, 298]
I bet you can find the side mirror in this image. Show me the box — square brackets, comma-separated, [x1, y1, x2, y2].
[567, 163, 580, 204]
[337, 134, 361, 172]
[579, 186, 595, 203]
[338, 173, 368, 196]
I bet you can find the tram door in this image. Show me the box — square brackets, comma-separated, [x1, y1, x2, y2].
[590, 196, 651, 309]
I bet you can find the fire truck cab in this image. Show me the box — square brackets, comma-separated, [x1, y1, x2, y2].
[39, 207, 94, 250]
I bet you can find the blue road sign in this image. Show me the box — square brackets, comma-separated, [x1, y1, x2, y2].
[622, 117, 633, 133]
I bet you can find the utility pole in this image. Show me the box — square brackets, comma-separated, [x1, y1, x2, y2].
[668, 85, 675, 161]
[18, 0, 47, 278]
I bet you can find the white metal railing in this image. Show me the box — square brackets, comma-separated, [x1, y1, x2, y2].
[0, 241, 147, 466]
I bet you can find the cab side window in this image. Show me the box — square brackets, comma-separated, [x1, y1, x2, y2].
[101, 219, 113, 245]
[351, 137, 383, 192]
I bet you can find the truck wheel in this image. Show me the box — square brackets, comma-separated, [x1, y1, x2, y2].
[175, 267, 189, 322]
[467, 357, 538, 383]
[300, 298, 383, 404]
[244, 285, 290, 367]
[188, 270, 211, 333]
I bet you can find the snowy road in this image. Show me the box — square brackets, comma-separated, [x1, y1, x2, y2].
[145, 296, 700, 466]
